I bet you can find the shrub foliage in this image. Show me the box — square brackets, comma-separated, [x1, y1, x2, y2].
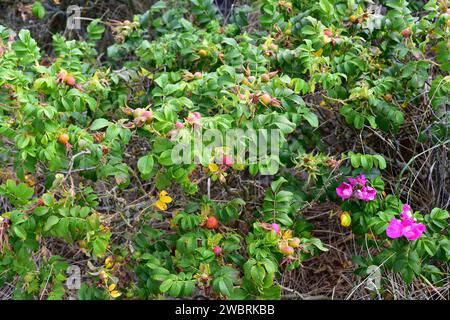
[0, 0, 448, 299]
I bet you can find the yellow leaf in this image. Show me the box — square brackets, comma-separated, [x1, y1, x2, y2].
[108, 283, 116, 291]
[155, 200, 168, 211]
[105, 256, 114, 269]
[314, 48, 323, 57]
[159, 190, 172, 203]
[160, 190, 169, 197]
[282, 230, 293, 239]
[110, 290, 122, 298]
[160, 195, 172, 203]
[208, 163, 218, 173]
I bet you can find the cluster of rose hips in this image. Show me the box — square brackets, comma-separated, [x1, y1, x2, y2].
[261, 42, 278, 57]
[182, 71, 203, 81]
[197, 48, 225, 64]
[322, 29, 341, 46]
[133, 108, 154, 127]
[237, 69, 282, 108]
[235, 88, 281, 108]
[241, 72, 279, 87]
[203, 216, 225, 257]
[260, 71, 278, 83]
[278, 237, 301, 256]
[168, 112, 202, 139]
[258, 92, 281, 108]
[261, 222, 301, 257]
[121, 107, 154, 128]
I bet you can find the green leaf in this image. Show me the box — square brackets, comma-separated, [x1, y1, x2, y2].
[430, 208, 449, 220]
[350, 153, 361, 168]
[169, 281, 182, 297]
[158, 150, 174, 166]
[32, 1, 46, 19]
[302, 112, 319, 127]
[319, 0, 334, 15]
[90, 118, 111, 131]
[373, 155, 387, 170]
[137, 154, 154, 175]
[360, 155, 373, 170]
[93, 237, 109, 257]
[87, 20, 105, 42]
[270, 177, 287, 193]
[218, 278, 231, 296]
[159, 279, 173, 293]
[13, 225, 27, 240]
[33, 206, 49, 216]
[44, 215, 60, 231]
[354, 115, 365, 129]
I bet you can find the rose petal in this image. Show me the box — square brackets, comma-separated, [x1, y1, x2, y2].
[386, 218, 403, 238]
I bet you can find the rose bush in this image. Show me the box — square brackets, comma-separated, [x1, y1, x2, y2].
[0, 0, 448, 299]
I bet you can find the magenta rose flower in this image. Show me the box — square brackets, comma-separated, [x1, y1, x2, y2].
[355, 174, 367, 186]
[386, 218, 403, 238]
[175, 121, 184, 129]
[186, 112, 202, 125]
[386, 204, 426, 241]
[336, 182, 353, 201]
[402, 223, 426, 241]
[271, 223, 281, 235]
[347, 174, 367, 187]
[354, 186, 377, 201]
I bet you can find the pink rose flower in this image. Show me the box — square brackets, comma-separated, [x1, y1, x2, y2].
[402, 204, 411, 214]
[386, 204, 425, 241]
[186, 112, 202, 125]
[168, 130, 178, 138]
[400, 204, 416, 224]
[336, 182, 353, 201]
[402, 223, 426, 241]
[271, 223, 281, 235]
[213, 246, 222, 256]
[347, 174, 366, 187]
[356, 174, 367, 186]
[175, 121, 184, 129]
[386, 218, 403, 238]
[354, 186, 377, 202]
[192, 112, 201, 119]
[222, 155, 234, 167]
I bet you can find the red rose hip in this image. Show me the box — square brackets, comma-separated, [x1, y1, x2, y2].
[206, 216, 219, 229]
